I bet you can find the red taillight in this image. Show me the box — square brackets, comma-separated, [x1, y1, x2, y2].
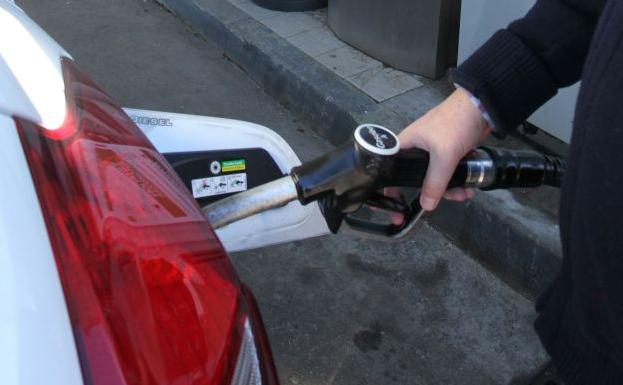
[15, 59, 279, 385]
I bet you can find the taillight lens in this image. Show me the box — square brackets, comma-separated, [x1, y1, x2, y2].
[16, 58, 277, 385]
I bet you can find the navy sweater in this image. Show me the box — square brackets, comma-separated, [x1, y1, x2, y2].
[451, 1, 623, 383]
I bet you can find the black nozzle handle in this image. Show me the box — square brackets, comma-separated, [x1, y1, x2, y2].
[291, 124, 401, 211]
[387, 147, 566, 190]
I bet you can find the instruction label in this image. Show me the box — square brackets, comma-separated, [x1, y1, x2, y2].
[221, 159, 246, 173]
[191, 173, 247, 198]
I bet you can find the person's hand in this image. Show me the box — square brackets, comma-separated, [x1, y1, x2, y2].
[392, 88, 492, 220]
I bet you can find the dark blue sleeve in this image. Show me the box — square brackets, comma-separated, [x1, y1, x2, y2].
[450, 0, 607, 135]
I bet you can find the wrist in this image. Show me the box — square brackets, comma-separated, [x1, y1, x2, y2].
[451, 88, 491, 138]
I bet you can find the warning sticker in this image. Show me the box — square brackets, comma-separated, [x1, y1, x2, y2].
[191, 173, 247, 198]
[221, 159, 246, 173]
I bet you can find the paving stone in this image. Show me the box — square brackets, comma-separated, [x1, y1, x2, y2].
[347, 66, 424, 102]
[197, 0, 249, 24]
[229, 0, 283, 21]
[383, 81, 455, 121]
[287, 26, 346, 57]
[260, 12, 324, 38]
[316, 45, 382, 78]
[306, 7, 329, 27]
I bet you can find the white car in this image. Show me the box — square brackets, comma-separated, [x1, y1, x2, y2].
[0, 1, 328, 384]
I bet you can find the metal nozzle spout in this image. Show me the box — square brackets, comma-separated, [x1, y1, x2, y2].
[202, 176, 298, 229]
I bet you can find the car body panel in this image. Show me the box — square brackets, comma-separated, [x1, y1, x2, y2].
[0, 0, 69, 129]
[0, 115, 84, 385]
[0, 3, 83, 384]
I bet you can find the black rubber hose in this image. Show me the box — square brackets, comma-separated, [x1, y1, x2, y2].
[386, 147, 566, 190]
[479, 147, 566, 190]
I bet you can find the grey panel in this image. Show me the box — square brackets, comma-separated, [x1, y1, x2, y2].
[328, 0, 461, 79]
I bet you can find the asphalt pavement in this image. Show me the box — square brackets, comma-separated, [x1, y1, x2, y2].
[17, 0, 549, 383]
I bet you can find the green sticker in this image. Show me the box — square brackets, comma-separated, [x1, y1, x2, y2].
[221, 159, 246, 172]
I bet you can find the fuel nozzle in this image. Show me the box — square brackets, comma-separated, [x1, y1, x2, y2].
[291, 123, 567, 237]
[204, 123, 566, 238]
[291, 124, 400, 215]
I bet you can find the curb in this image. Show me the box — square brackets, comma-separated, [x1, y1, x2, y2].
[154, 0, 562, 297]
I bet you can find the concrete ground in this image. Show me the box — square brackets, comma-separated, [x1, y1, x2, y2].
[17, 0, 548, 383]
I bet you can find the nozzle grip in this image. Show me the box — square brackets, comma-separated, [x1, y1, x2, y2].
[385, 148, 469, 189]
